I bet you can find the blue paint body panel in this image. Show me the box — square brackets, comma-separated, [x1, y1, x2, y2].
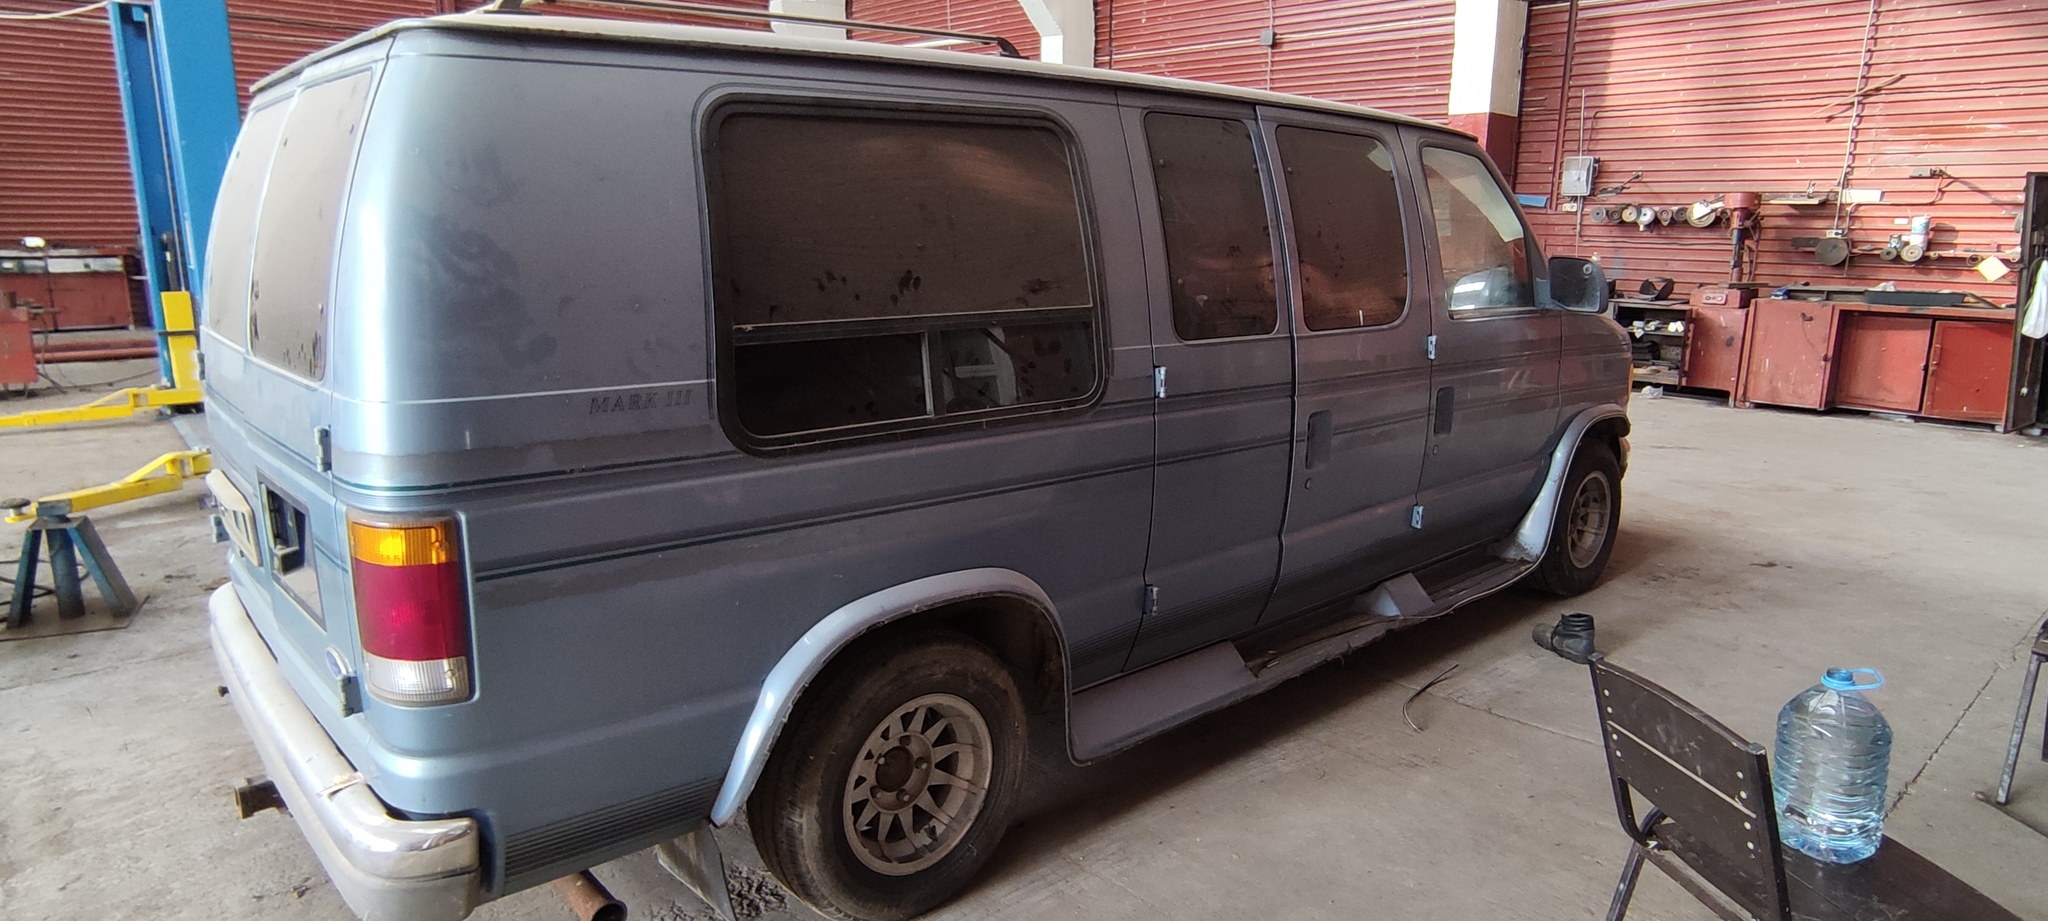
[197, 14, 1632, 913]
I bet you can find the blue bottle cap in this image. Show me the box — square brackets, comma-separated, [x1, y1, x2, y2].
[1822, 668, 1884, 691]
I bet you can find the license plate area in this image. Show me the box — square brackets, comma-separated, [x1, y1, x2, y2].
[206, 470, 261, 565]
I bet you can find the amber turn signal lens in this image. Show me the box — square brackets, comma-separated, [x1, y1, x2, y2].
[348, 519, 454, 567]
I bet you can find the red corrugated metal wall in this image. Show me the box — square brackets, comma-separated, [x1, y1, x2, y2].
[1516, 0, 2048, 303]
[1101, 0, 1455, 120]
[849, 0, 1041, 59]
[853, 0, 1454, 121]
[0, 2, 137, 247]
[0, 1, 449, 249]
[227, 1, 449, 108]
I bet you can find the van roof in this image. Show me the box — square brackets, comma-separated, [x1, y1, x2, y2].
[260, 10, 1448, 134]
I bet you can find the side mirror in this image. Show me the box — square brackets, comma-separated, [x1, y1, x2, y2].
[1544, 256, 1607, 313]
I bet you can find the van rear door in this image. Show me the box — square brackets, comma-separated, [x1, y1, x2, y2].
[201, 54, 382, 709]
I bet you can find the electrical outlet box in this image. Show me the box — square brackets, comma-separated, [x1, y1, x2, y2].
[1908, 166, 1944, 179]
[1560, 156, 1598, 197]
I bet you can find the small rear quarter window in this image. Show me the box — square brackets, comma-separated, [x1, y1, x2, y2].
[248, 70, 374, 380]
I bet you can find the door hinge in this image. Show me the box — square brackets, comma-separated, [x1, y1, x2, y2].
[313, 426, 332, 473]
[1426, 335, 1438, 361]
[1144, 584, 1160, 618]
[1153, 366, 1167, 399]
[1410, 505, 1425, 529]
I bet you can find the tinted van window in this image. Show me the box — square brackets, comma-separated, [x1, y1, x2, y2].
[1420, 146, 1533, 313]
[203, 100, 289, 347]
[248, 71, 374, 379]
[711, 111, 1097, 443]
[1275, 127, 1407, 331]
[1143, 113, 1276, 340]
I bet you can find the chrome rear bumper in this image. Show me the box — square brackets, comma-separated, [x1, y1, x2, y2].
[209, 584, 480, 921]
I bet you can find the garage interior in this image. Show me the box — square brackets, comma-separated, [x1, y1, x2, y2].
[2, 1, 2046, 920]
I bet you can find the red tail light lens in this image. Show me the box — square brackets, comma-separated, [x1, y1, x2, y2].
[348, 516, 472, 706]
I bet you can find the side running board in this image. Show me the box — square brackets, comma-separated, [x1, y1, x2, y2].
[1067, 558, 1533, 763]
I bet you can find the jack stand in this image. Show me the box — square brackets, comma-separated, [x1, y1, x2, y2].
[6, 499, 138, 629]
[655, 827, 735, 921]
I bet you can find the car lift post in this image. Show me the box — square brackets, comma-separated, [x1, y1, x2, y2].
[0, 0, 235, 431]
[112, 0, 238, 378]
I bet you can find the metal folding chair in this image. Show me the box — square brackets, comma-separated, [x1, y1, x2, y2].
[1536, 614, 2024, 921]
[1991, 618, 2048, 806]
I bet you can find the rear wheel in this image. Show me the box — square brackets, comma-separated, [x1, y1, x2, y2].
[749, 633, 1026, 921]
[1529, 441, 1621, 596]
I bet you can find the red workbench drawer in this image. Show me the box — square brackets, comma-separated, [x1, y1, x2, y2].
[1832, 313, 1932, 413]
[1922, 320, 2013, 423]
[1682, 305, 1747, 395]
[1740, 299, 1838, 410]
[0, 303, 33, 387]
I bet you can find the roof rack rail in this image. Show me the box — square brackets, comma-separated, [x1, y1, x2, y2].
[485, 0, 1026, 58]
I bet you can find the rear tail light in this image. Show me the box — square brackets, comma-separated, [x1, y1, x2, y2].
[347, 515, 472, 706]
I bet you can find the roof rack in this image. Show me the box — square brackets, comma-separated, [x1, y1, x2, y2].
[485, 0, 1026, 58]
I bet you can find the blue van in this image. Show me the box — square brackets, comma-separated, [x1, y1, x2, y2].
[200, 7, 1630, 920]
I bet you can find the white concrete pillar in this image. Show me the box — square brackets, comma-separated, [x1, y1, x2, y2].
[770, 0, 847, 41]
[1447, 0, 1527, 172]
[1018, 0, 1094, 66]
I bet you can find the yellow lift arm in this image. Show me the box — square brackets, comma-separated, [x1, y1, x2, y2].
[5, 449, 213, 524]
[0, 291, 204, 429]
[3, 292, 213, 522]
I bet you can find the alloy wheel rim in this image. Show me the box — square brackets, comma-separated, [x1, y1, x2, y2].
[841, 692, 992, 876]
[1566, 470, 1613, 569]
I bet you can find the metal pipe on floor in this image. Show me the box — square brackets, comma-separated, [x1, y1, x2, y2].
[35, 337, 156, 353]
[551, 871, 627, 921]
[36, 347, 159, 363]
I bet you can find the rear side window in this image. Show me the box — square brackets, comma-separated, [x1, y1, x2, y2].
[1275, 127, 1408, 331]
[247, 70, 373, 380]
[1143, 113, 1277, 341]
[710, 110, 1098, 446]
[203, 100, 289, 348]
[1420, 146, 1533, 313]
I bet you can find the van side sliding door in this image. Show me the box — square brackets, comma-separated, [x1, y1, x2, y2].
[1118, 96, 1294, 671]
[1257, 107, 1434, 625]
[1396, 129, 1563, 552]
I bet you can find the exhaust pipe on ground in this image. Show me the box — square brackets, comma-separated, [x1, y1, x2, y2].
[551, 870, 626, 921]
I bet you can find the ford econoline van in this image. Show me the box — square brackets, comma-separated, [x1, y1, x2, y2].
[200, 6, 1631, 920]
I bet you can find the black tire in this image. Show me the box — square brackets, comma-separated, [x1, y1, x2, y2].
[1529, 441, 1622, 597]
[748, 632, 1027, 921]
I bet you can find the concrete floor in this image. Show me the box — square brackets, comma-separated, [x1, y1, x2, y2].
[4, 371, 2048, 921]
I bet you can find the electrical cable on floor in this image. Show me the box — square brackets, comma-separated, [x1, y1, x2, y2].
[0, 1, 112, 22]
[0, 558, 57, 600]
[1402, 662, 1460, 733]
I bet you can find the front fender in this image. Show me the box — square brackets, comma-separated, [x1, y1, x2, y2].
[1501, 404, 1629, 563]
[707, 567, 1059, 826]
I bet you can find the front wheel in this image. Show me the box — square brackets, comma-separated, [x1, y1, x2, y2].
[1528, 441, 1621, 596]
[748, 633, 1027, 921]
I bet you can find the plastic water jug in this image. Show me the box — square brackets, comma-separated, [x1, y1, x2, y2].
[1772, 668, 1892, 863]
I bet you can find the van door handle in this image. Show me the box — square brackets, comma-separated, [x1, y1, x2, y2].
[1433, 386, 1456, 435]
[1305, 410, 1332, 470]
